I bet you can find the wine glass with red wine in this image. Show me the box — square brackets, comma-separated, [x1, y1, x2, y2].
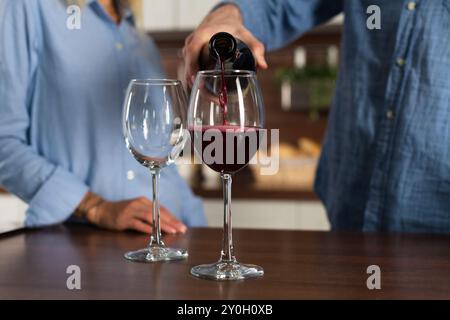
[188, 70, 265, 280]
[122, 79, 188, 262]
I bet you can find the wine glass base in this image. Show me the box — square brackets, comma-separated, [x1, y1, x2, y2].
[124, 247, 188, 262]
[190, 260, 264, 280]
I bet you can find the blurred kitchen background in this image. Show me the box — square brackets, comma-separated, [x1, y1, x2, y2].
[0, 0, 344, 233]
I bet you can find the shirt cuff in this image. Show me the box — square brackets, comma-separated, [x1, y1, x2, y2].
[25, 167, 89, 227]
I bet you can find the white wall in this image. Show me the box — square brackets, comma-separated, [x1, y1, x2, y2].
[141, 0, 220, 31]
[140, 1, 343, 31]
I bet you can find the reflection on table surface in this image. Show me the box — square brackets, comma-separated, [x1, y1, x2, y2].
[1, 224, 450, 299]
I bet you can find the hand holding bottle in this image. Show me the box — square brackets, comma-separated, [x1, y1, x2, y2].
[182, 4, 268, 86]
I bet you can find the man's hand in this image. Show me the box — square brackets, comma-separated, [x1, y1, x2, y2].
[77, 194, 187, 234]
[182, 4, 268, 86]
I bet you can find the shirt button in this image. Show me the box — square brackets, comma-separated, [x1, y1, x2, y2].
[386, 110, 395, 119]
[407, 2, 417, 11]
[116, 43, 124, 50]
[127, 170, 135, 181]
[396, 58, 406, 67]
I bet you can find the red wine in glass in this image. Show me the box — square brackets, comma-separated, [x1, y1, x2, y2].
[190, 125, 261, 174]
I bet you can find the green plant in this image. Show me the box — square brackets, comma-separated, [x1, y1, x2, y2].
[275, 66, 338, 120]
[275, 66, 338, 83]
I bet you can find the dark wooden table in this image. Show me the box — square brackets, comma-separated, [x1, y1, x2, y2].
[1, 224, 450, 299]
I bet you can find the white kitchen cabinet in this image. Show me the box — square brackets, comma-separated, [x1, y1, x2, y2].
[0, 194, 330, 233]
[203, 200, 330, 231]
[0, 195, 26, 234]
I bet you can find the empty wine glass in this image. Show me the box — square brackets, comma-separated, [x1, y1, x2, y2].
[188, 70, 265, 280]
[122, 79, 188, 262]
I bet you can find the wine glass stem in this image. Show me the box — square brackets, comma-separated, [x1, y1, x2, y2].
[150, 168, 163, 246]
[220, 173, 235, 262]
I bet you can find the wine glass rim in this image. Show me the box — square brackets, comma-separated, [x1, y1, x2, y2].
[129, 79, 182, 86]
[196, 70, 256, 77]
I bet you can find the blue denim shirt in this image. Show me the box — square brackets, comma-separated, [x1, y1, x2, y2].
[0, 0, 206, 227]
[233, 0, 450, 234]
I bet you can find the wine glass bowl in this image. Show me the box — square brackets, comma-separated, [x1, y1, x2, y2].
[188, 70, 265, 280]
[122, 79, 189, 262]
[124, 79, 187, 169]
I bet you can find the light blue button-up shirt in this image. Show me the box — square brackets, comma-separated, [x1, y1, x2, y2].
[232, 0, 450, 234]
[0, 0, 206, 227]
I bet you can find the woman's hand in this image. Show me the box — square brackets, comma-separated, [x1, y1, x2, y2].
[182, 4, 268, 86]
[88, 197, 187, 234]
[76, 193, 187, 234]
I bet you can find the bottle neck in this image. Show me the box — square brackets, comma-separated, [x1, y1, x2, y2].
[209, 32, 237, 62]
